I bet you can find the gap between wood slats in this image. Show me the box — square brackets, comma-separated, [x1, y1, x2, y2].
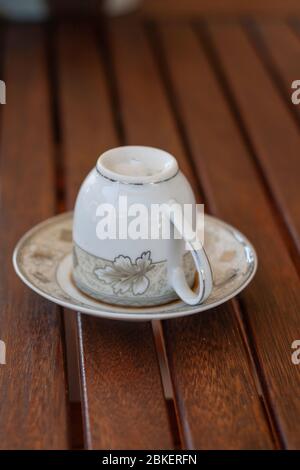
[46, 21, 84, 449]
[145, 19, 278, 449]
[290, 17, 300, 50]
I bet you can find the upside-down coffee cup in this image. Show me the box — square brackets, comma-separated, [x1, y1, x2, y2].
[73, 146, 213, 307]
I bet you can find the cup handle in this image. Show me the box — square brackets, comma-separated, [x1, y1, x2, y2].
[162, 200, 213, 305]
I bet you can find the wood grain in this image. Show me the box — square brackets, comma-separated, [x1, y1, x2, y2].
[78, 315, 173, 449]
[109, 19, 273, 449]
[158, 21, 300, 448]
[0, 26, 69, 449]
[56, 22, 172, 449]
[207, 22, 300, 254]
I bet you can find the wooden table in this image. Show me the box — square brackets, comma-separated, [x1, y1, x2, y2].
[1, 14, 300, 450]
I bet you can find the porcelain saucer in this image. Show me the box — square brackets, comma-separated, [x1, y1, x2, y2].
[13, 212, 257, 321]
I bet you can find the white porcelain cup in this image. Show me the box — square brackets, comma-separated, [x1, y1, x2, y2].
[73, 146, 213, 307]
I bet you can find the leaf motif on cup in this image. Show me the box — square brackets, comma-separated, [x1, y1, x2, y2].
[94, 251, 154, 296]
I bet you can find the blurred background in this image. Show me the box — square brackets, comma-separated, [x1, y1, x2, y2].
[0, 0, 300, 21]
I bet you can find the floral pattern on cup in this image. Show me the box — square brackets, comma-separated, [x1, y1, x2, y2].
[94, 251, 154, 296]
[73, 243, 195, 306]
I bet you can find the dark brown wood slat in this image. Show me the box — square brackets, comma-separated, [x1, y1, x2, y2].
[158, 22, 300, 448]
[252, 21, 300, 120]
[109, 19, 273, 449]
[0, 26, 69, 449]
[56, 23, 172, 449]
[207, 22, 300, 254]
